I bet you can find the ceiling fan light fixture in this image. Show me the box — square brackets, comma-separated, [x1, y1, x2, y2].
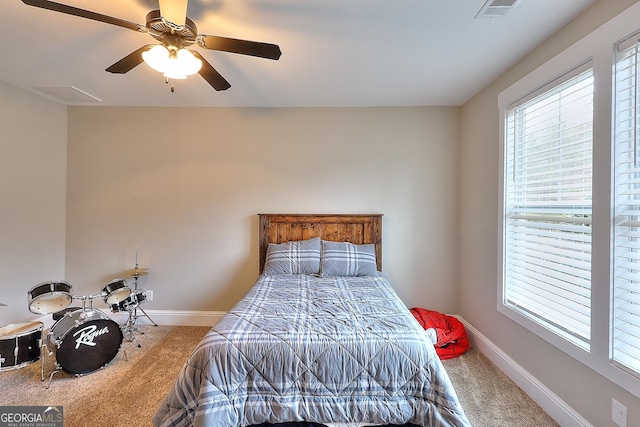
[163, 60, 188, 80]
[142, 45, 170, 72]
[142, 46, 202, 79]
[176, 48, 202, 75]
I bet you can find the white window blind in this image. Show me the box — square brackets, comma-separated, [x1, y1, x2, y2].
[613, 33, 640, 376]
[504, 64, 594, 349]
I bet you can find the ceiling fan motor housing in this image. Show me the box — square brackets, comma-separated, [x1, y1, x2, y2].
[146, 10, 198, 46]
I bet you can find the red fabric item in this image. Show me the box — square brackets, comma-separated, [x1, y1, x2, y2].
[409, 307, 469, 360]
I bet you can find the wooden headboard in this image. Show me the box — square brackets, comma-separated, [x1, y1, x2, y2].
[258, 214, 383, 274]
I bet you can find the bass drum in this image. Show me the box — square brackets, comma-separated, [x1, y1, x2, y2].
[0, 322, 43, 371]
[47, 309, 122, 375]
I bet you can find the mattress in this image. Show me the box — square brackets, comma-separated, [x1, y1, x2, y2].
[153, 274, 470, 427]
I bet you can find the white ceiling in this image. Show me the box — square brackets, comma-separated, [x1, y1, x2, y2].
[1, 0, 597, 107]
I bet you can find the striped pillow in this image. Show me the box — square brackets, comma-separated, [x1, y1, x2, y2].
[263, 237, 321, 275]
[320, 240, 378, 277]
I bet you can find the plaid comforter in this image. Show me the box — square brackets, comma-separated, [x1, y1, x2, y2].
[153, 274, 470, 427]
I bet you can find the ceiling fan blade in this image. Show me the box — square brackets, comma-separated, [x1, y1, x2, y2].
[21, 0, 145, 32]
[190, 51, 231, 91]
[106, 45, 154, 74]
[158, 0, 188, 27]
[198, 35, 282, 61]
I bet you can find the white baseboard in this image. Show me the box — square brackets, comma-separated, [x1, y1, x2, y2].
[456, 315, 592, 427]
[129, 309, 224, 327]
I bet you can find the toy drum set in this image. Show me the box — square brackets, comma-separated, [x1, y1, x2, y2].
[0, 271, 155, 388]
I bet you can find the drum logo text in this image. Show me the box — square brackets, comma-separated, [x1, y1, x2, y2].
[72, 325, 109, 349]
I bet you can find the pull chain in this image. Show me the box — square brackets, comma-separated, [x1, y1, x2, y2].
[164, 77, 175, 93]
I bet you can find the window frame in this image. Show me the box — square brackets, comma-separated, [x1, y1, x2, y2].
[502, 61, 594, 351]
[612, 30, 640, 377]
[497, 1, 640, 399]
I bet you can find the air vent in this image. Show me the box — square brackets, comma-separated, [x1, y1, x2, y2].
[32, 86, 102, 104]
[475, 0, 521, 19]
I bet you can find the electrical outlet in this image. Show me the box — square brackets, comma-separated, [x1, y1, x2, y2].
[612, 398, 627, 427]
[146, 290, 154, 302]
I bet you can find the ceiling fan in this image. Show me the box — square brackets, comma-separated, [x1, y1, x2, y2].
[21, 0, 282, 92]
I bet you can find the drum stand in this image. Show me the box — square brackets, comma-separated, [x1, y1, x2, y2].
[130, 274, 158, 328]
[120, 274, 157, 347]
[44, 350, 64, 389]
[41, 343, 45, 381]
[130, 304, 158, 329]
[121, 310, 142, 348]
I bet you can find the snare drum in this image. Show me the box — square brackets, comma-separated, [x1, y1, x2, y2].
[47, 309, 122, 375]
[28, 281, 73, 314]
[101, 279, 131, 305]
[0, 322, 43, 371]
[109, 290, 146, 313]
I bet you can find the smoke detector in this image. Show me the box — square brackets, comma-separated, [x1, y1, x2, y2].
[475, 0, 521, 19]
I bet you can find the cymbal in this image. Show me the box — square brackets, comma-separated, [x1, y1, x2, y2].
[122, 267, 149, 278]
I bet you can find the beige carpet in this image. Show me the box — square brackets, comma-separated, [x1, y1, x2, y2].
[442, 347, 559, 427]
[0, 324, 210, 427]
[0, 325, 558, 427]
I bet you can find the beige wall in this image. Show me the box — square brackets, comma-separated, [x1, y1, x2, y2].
[459, 0, 640, 426]
[0, 81, 67, 325]
[65, 106, 460, 314]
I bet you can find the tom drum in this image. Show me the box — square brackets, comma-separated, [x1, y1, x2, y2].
[101, 279, 131, 305]
[109, 290, 146, 313]
[27, 281, 73, 315]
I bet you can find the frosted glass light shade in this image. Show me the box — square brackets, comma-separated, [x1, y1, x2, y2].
[163, 49, 202, 79]
[142, 45, 170, 73]
[142, 46, 202, 79]
[176, 49, 202, 75]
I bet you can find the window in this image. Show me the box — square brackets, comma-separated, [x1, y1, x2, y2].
[498, 3, 640, 398]
[613, 32, 640, 375]
[503, 64, 594, 350]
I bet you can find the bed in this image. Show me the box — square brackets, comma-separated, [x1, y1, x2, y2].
[153, 214, 470, 427]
